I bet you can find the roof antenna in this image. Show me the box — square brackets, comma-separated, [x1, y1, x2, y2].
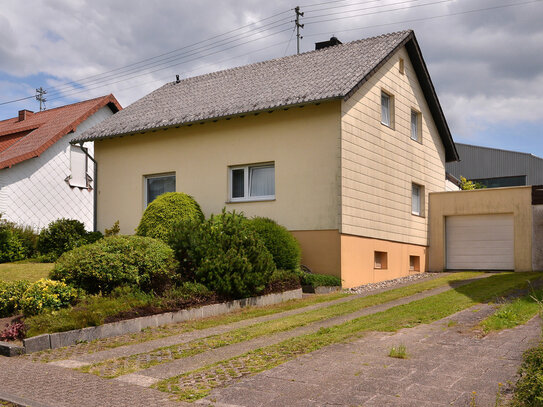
[36, 87, 47, 111]
[175, 75, 180, 84]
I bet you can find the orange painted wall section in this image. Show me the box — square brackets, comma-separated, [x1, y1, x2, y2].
[340, 234, 426, 288]
[291, 230, 341, 279]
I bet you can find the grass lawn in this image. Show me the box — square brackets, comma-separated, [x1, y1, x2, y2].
[0, 262, 53, 282]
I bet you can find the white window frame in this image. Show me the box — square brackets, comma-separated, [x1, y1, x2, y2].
[229, 163, 275, 202]
[411, 109, 422, 142]
[144, 173, 176, 207]
[381, 91, 393, 128]
[411, 183, 424, 216]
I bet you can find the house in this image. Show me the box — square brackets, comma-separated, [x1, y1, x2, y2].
[0, 95, 122, 231]
[446, 143, 543, 188]
[74, 30, 458, 288]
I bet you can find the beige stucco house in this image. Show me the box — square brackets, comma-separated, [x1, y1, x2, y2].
[74, 30, 458, 288]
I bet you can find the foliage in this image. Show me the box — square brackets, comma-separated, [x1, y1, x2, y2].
[513, 342, 543, 406]
[0, 214, 38, 263]
[0, 321, 27, 341]
[249, 217, 301, 271]
[105, 220, 120, 237]
[169, 210, 275, 298]
[37, 218, 100, 261]
[19, 278, 79, 316]
[0, 280, 30, 317]
[459, 176, 486, 190]
[388, 344, 408, 359]
[298, 271, 342, 287]
[51, 236, 178, 294]
[136, 192, 204, 242]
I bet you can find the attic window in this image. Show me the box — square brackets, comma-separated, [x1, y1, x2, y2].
[399, 58, 405, 74]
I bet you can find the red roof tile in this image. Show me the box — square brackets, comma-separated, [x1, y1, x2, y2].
[0, 94, 121, 169]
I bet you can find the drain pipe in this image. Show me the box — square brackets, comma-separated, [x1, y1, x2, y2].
[74, 141, 98, 232]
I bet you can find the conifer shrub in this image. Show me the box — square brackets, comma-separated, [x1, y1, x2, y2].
[169, 210, 275, 299]
[249, 217, 301, 271]
[51, 236, 178, 294]
[136, 192, 204, 242]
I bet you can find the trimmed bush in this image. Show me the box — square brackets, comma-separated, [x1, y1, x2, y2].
[249, 217, 301, 271]
[37, 218, 101, 261]
[136, 192, 204, 242]
[170, 210, 275, 298]
[0, 280, 30, 317]
[20, 279, 78, 316]
[299, 272, 342, 288]
[51, 236, 178, 294]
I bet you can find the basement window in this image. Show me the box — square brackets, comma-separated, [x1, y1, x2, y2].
[374, 251, 388, 270]
[409, 255, 420, 272]
[229, 163, 275, 202]
[145, 173, 176, 206]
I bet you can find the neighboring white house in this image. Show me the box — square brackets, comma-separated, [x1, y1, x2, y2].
[0, 95, 122, 231]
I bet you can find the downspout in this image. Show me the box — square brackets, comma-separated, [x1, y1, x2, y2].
[74, 141, 98, 232]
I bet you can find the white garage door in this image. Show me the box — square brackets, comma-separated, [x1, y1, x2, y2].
[446, 214, 514, 270]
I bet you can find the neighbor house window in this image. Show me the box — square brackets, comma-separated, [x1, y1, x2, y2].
[381, 91, 393, 127]
[411, 183, 423, 216]
[411, 110, 421, 142]
[145, 173, 175, 206]
[69, 145, 88, 188]
[409, 255, 420, 271]
[374, 251, 388, 270]
[229, 163, 275, 201]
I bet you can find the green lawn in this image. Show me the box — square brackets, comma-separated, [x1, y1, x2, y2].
[0, 262, 53, 282]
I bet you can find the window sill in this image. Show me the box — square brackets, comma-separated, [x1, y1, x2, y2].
[226, 197, 276, 204]
[411, 212, 425, 218]
[410, 137, 423, 144]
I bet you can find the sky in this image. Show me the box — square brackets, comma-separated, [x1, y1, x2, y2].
[1, 0, 542, 157]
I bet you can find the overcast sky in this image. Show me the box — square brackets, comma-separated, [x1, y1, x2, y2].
[1, 0, 542, 157]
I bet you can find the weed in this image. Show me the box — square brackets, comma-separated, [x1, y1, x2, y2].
[388, 344, 408, 359]
[447, 320, 457, 327]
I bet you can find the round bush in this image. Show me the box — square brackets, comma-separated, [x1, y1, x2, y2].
[170, 210, 275, 299]
[0, 280, 30, 317]
[37, 219, 91, 260]
[249, 217, 301, 271]
[51, 235, 178, 294]
[136, 192, 204, 242]
[19, 279, 78, 316]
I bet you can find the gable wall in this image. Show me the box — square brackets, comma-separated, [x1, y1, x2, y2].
[340, 46, 447, 247]
[0, 106, 113, 230]
[95, 102, 341, 235]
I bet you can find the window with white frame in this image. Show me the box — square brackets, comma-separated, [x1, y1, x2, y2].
[69, 145, 88, 188]
[381, 91, 393, 127]
[411, 110, 421, 142]
[411, 183, 423, 216]
[145, 173, 175, 206]
[229, 163, 275, 201]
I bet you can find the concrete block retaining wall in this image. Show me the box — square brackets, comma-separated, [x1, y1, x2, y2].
[16, 288, 302, 355]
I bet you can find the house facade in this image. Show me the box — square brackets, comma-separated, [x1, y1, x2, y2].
[0, 95, 121, 231]
[75, 31, 458, 288]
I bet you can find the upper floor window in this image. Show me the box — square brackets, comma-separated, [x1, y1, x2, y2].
[381, 91, 393, 127]
[230, 163, 275, 202]
[145, 173, 175, 206]
[411, 183, 424, 216]
[69, 145, 88, 188]
[411, 110, 422, 142]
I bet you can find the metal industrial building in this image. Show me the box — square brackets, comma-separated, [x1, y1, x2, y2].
[446, 143, 543, 188]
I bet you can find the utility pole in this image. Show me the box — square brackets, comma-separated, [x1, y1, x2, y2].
[295, 6, 304, 54]
[36, 87, 47, 111]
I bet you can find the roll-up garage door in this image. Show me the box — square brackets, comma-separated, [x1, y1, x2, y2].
[446, 214, 514, 270]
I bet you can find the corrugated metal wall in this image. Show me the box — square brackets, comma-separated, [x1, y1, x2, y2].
[446, 143, 543, 185]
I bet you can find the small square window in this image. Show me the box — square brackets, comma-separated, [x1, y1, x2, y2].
[229, 163, 275, 201]
[409, 255, 420, 271]
[381, 91, 393, 127]
[411, 183, 424, 216]
[145, 173, 175, 206]
[411, 110, 421, 142]
[374, 251, 388, 270]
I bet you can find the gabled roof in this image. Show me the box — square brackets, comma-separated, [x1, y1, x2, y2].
[0, 95, 121, 169]
[75, 30, 458, 162]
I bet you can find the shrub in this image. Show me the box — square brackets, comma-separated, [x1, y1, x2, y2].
[298, 271, 342, 288]
[0, 214, 38, 262]
[136, 192, 204, 242]
[51, 236, 178, 294]
[513, 342, 543, 406]
[105, 220, 120, 237]
[0, 321, 26, 341]
[249, 217, 301, 271]
[19, 279, 79, 316]
[37, 219, 100, 261]
[170, 210, 275, 298]
[0, 280, 30, 317]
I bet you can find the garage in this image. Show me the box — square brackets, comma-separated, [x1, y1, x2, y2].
[446, 214, 514, 270]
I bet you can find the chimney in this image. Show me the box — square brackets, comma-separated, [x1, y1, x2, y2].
[18, 109, 34, 122]
[315, 36, 342, 50]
